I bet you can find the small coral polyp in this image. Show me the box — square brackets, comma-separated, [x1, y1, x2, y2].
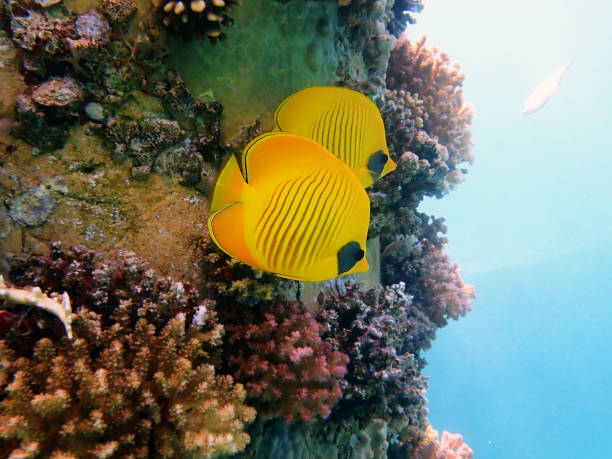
[152, 0, 241, 38]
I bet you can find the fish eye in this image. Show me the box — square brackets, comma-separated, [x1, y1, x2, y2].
[367, 150, 388, 179]
[337, 241, 365, 275]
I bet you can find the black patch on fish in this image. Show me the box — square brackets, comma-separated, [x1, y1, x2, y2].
[337, 241, 365, 275]
[367, 150, 388, 180]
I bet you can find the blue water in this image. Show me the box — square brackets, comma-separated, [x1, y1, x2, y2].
[424, 249, 612, 457]
[408, 0, 612, 456]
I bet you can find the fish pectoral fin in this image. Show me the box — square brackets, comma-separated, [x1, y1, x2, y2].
[207, 202, 259, 268]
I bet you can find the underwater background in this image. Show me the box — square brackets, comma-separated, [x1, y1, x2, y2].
[414, 0, 612, 457]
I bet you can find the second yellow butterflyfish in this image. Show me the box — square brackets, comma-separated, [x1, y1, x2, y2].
[273, 86, 396, 188]
[207, 132, 370, 282]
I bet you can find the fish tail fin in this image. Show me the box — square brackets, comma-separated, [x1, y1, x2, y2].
[210, 154, 248, 214]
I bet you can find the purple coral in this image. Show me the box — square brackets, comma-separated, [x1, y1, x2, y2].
[223, 301, 349, 424]
[317, 282, 430, 427]
[416, 242, 475, 324]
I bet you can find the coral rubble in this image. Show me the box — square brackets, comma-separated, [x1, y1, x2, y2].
[1, 244, 255, 457]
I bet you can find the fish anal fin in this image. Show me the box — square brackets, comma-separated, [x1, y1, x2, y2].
[207, 202, 259, 268]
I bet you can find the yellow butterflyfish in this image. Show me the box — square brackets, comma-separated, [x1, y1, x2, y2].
[207, 132, 370, 282]
[273, 86, 396, 188]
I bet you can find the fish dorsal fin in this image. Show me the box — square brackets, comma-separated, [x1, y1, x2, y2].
[207, 201, 260, 268]
[210, 154, 248, 214]
[241, 132, 338, 184]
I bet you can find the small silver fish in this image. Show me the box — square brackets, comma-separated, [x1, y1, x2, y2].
[521, 61, 571, 115]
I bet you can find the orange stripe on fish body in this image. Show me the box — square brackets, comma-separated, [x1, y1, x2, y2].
[273, 86, 396, 188]
[207, 132, 370, 282]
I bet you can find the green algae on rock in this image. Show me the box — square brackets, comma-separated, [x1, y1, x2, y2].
[168, 0, 343, 138]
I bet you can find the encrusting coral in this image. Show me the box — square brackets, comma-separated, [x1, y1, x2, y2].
[221, 301, 349, 424]
[1, 244, 256, 458]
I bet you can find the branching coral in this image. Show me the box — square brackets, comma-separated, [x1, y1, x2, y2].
[381, 216, 475, 328]
[152, 0, 241, 39]
[415, 242, 475, 325]
[387, 35, 475, 173]
[316, 282, 430, 428]
[1, 244, 256, 458]
[368, 39, 475, 244]
[222, 301, 349, 424]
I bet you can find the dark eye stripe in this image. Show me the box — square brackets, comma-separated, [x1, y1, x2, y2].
[269, 172, 319, 269]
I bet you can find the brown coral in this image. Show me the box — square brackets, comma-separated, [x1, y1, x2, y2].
[152, 0, 242, 39]
[1, 245, 256, 458]
[387, 35, 475, 178]
[31, 77, 84, 109]
[101, 0, 137, 25]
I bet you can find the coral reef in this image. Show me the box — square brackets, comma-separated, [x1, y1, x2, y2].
[338, 0, 424, 102]
[195, 232, 296, 307]
[102, 70, 225, 187]
[1, 244, 255, 457]
[381, 216, 475, 328]
[4, 0, 166, 151]
[222, 301, 348, 424]
[152, 0, 241, 40]
[317, 282, 430, 428]
[386, 35, 475, 190]
[100, 0, 137, 25]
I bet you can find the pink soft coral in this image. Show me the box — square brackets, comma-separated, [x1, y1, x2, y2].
[414, 426, 474, 459]
[416, 242, 475, 326]
[224, 302, 348, 424]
